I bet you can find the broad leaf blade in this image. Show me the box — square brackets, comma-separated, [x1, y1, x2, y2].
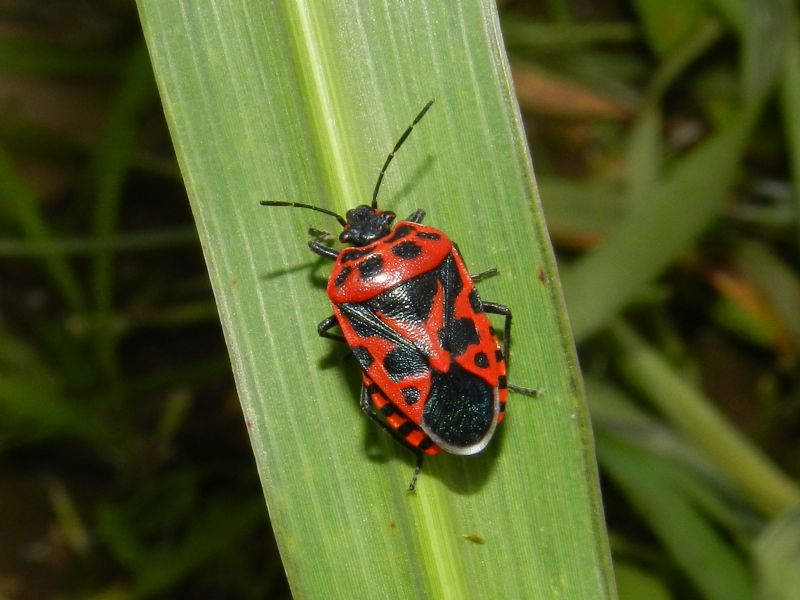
[137, 2, 614, 597]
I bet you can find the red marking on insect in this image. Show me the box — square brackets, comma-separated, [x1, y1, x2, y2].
[261, 100, 537, 490]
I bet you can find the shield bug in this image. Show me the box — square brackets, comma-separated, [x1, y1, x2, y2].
[262, 100, 536, 490]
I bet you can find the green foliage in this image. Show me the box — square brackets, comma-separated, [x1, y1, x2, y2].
[2, 0, 800, 597]
[754, 506, 800, 600]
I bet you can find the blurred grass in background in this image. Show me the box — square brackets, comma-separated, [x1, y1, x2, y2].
[0, 0, 799, 598]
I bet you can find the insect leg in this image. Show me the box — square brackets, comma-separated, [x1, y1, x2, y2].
[359, 386, 425, 491]
[307, 228, 339, 260]
[405, 209, 426, 223]
[482, 301, 539, 397]
[308, 226, 332, 239]
[309, 240, 339, 260]
[482, 301, 512, 363]
[409, 453, 423, 492]
[508, 383, 539, 397]
[451, 242, 498, 282]
[470, 267, 498, 283]
[317, 315, 346, 343]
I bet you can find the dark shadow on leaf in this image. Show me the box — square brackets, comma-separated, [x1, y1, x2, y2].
[258, 259, 317, 282]
[435, 427, 504, 495]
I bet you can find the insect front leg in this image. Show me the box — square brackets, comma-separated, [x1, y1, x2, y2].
[452, 241, 497, 283]
[359, 386, 425, 491]
[470, 267, 498, 283]
[307, 227, 339, 260]
[317, 315, 346, 343]
[405, 209, 425, 224]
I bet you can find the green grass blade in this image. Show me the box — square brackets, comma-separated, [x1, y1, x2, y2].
[563, 116, 753, 342]
[501, 20, 639, 49]
[588, 377, 764, 536]
[0, 39, 121, 76]
[754, 506, 800, 600]
[612, 323, 800, 516]
[87, 44, 156, 385]
[614, 562, 671, 600]
[136, 1, 615, 598]
[0, 227, 197, 257]
[562, 0, 790, 343]
[0, 146, 86, 312]
[630, 0, 705, 57]
[598, 434, 754, 600]
[780, 34, 800, 243]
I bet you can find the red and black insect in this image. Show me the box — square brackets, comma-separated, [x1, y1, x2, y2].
[262, 100, 536, 490]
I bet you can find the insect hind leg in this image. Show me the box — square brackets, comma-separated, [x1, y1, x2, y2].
[360, 386, 426, 491]
[508, 383, 539, 397]
[409, 453, 423, 491]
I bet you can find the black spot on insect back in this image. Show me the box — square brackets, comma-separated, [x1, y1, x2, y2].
[392, 241, 423, 260]
[367, 271, 437, 324]
[358, 255, 384, 280]
[439, 318, 480, 357]
[335, 266, 352, 287]
[468, 289, 483, 313]
[388, 224, 415, 242]
[474, 352, 489, 368]
[341, 248, 372, 264]
[401, 386, 421, 405]
[383, 346, 428, 381]
[417, 231, 441, 241]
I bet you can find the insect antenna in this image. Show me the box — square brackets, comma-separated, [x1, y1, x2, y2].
[371, 99, 434, 209]
[260, 201, 347, 227]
